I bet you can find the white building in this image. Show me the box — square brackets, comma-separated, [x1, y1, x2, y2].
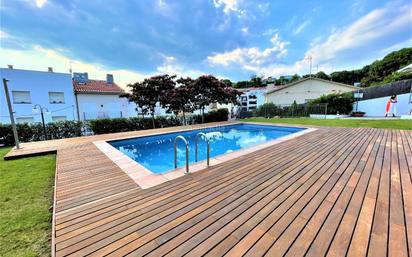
[265, 77, 357, 105]
[238, 87, 270, 112]
[73, 72, 138, 120]
[0, 66, 76, 124]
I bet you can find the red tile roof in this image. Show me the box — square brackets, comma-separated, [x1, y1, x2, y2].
[73, 80, 124, 94]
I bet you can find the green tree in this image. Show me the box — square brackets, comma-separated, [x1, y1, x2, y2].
[167, 77, 194, 125]
[124, 74, 176, 128]
[191, 75, 240, 123]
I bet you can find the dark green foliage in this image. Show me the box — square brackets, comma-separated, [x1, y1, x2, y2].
[193, 108, 229, 123]
[329, 47, 412, 86]
[88, 116, 182, 135]
[253, 103, 280, 118]
[0, 121, 83, 146]
[308, 93, 354, 114]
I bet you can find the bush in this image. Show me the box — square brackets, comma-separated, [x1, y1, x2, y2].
[88, 116, 182, 135]
[193, 108, 229, 123]
[308, 93, 354, 114]
[253, 103, 280, 118]
[0, 120, 83, 146]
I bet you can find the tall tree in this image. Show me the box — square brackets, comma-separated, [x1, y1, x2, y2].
[191, 75, 240, 123]
[167, 77, 194, 125]
[124, 74, 176, 128]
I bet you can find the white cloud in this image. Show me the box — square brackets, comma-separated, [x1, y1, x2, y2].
[241, 27, 249, 34]
[156, 55, 204, 78]
[213, 0, 243, 15]
[35, 0, 47, 8]
[207, 33, 289, 72]
[209, 2, 412, 78]
[305, 4, 411, 64]
[0, 45, 148, 89]
[293, 19, 311, 35]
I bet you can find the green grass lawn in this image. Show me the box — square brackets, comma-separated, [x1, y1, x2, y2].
[0, 148, 55, 257]
[243, 117, 412, 130]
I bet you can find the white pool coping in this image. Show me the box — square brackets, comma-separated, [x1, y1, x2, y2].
[94, 123, 317, 189]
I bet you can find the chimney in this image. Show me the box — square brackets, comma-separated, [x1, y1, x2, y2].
[48, 67, 53, 72]
[106, 74, 114, 84]
[8, 65, 13, 69]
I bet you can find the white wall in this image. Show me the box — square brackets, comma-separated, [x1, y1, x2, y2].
[354, 93, 411, 116]
[0, 68, 76, 124]
[239, 89, 267, 111]
[76, 93, 139, 120]
[266, 79, 355, 105]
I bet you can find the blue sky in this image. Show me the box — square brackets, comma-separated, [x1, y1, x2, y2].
[1, 0, 411, 87]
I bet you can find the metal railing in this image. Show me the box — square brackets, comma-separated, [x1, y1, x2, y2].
[174, 135, 189, 174]
[195, 132, 210, 166]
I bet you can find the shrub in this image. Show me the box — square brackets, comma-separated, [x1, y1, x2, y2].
[0, 120, 83, 146]
[88, 116, 182, 135]
[308, 93, 354, 114]
[193, 108, 229, 123]
[253, 103, 280, 118]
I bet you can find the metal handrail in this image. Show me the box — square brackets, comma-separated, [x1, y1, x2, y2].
[195, 132, 210, 166]
[174, 135, 189, 174]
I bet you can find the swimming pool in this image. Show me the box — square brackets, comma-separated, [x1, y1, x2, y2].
[109, 124, 305, 174]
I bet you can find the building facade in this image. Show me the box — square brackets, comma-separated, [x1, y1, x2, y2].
[238, 87, 269, 112]
[73, 72, 138, 121]
[0, 67, 76, 124]
[265, 77, 357, 105]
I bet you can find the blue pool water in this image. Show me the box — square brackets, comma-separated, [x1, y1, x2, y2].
[110, 124, 304, 174]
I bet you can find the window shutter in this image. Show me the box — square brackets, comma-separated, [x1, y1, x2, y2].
[49, 92, 65, 103]
[12, 91, 31, 103]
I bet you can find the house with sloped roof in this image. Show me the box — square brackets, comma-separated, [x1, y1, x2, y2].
[265, 77, 358, 105]
[73, 72, 137, 120]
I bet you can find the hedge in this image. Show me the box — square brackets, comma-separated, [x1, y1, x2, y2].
[193, 108, 229, 123]
[0, 109, 230, 145]
[88, 116, 182, 135]
[0, 121, 83, 146]
[308, 93, 354, 115]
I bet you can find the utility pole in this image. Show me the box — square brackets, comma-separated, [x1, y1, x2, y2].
[309, 56, 312, 78]
[2, 78, 20, 149]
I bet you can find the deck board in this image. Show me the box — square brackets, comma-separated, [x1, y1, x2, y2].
[6, 122, 411, 256]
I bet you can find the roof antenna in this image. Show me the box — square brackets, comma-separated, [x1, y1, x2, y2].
[69, 60, 73, 75]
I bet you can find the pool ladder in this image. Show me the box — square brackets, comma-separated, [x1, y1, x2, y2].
[174, 133, 210, 174]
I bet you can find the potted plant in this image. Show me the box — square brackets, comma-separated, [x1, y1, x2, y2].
[351, 111, 365, 117]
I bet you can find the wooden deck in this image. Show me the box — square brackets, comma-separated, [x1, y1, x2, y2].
[8, 124, 412, 256]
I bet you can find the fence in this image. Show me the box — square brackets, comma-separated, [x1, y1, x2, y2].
[239, 104, 328, 118]
[358, 79, 412, 100]
[82, 111, 124, 121]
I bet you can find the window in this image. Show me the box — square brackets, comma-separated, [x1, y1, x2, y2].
[249, 101, 257, 105]
[241, 96, 248, 102]
[249, 106, 257, 110]
[49, 92, 65, 104]
[52, 116, 67, 122]
[12, 91, 31, 104]
[16, 117, 34, 124]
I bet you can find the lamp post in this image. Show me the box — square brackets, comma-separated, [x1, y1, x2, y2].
[33, 104, 50, 140]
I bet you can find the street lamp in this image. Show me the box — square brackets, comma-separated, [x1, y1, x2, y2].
[32, 104, 50, 140]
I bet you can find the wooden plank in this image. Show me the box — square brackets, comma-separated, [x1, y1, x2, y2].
[346, 129, 388, 257]
[388, 130, 408, 257]
[368, 130, 392, 257]
[67, 129, 346, 256]
[203, 128, 371, 257]
[279, 129, 381, 257]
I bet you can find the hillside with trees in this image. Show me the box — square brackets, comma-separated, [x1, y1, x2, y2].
[234, 47, 412, 88]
